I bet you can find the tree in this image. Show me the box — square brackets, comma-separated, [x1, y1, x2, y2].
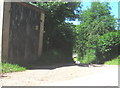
[29, 2, 81, 63]
[96, 31, 120, 63]
[34, 2, 81, 51]
[76, 2, 116, 63]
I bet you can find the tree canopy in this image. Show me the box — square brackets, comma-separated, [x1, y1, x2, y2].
[29, 2, 81, 63]
[35, 2, 81, 51]
[29, 2, 118, 64]
[75, 2, 117, 64]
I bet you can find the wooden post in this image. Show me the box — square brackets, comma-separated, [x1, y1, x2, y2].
[2, 2, 11, 62]
[0, 1, 4, 62]
[38, 12, 45, 57]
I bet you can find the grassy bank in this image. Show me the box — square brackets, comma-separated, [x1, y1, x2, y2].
[104, 55, 120, 65]
[0, 63, 26, 73]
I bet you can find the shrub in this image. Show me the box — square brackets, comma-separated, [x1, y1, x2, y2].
[78, 49, 96, 64]
[96, 31, 120, 63]
[76, 31, 120, 64]
[97, 31, 120, 53]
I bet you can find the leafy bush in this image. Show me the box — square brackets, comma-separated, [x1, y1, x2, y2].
[97, 31, 120, 53]
[82, 49, 96, 64]
[77, 49, 96, 64]
[76, 31, 120, 64]
[96, 31, 120, 63]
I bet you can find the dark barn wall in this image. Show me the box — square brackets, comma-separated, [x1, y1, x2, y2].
[9, 3, 40, 64]
[2, 2, 45, 65]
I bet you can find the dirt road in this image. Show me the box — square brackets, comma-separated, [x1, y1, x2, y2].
[0, 64, 118, 86]
[42, 65, 119, 86]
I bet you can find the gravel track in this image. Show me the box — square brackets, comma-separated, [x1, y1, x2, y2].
[0, 64, 118, 86]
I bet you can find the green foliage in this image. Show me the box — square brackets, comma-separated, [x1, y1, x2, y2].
[37, 2, 81, 21]
[104, 55, 120, 65]
[97, 31, 120, 53]
[96, 31, 120, 63]
[0, 63, 26, 73]
[29, 2, 118, 64]
[79, 49, 96, 64]
[29, 2, 81, 64]
[36, 2, 81, 51]
[79, 2, 116, 34]
[75, 2, 117, 64]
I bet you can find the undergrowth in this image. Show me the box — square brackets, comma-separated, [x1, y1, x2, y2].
[0, 63, 26, 73]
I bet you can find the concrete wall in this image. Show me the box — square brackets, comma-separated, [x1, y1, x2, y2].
[2, 2, 45, 65]
[2, 2, 11, 62]
[0, 1, 4, 62]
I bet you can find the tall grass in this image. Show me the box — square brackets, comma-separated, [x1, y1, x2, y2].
[0, 63, 26, 73]
[104, 55, 120, 65]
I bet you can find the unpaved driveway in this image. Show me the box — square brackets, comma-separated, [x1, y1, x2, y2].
[0, 64, 118, 86]
[42, 65, 119, 86]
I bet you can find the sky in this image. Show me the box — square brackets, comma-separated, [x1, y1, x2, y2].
[67, 2, 118, 25]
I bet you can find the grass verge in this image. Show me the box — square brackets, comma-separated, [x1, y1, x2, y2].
[0, 63, 26, 74]
[104, 55, 120, 65]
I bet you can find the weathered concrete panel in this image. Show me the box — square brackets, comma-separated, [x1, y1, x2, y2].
[2, 2, 11, 62]
[2, 2, 45, 65]
[0, 0, 4, 65]
[8, 3, 41, 64]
